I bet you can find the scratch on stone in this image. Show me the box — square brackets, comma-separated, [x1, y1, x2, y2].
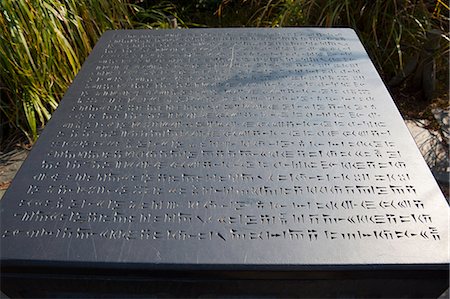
[229, 45, 235, 69]
[156, 250, 162, 261]
[88, 221, 98, 261]
[66, 237, 72, 259]
[118, 220, 133, 262]
[118, 239, 126, 262]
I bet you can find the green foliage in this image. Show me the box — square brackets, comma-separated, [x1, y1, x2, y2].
[1, 0, 448, 142]
[219, 0, 449, 81]
[132, 1, 188, 29]
[297, 0, 449, 80]
[0, 0, 135, 142]
[246, 0, 305, 27]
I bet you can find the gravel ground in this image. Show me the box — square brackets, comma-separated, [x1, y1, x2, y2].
[0, 149, 28, 200]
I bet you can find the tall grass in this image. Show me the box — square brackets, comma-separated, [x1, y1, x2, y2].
[133, 1, 188, 29]
[218, 0, 449, 83]
[0, 0, 136, 142]
[1, 0, 448, 142]
[298, 0, 449, 80]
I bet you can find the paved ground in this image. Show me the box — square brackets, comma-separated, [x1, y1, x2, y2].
[405, 109, 449, 199]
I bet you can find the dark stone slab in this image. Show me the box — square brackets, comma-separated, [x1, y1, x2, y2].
[1, 28, 448, 297]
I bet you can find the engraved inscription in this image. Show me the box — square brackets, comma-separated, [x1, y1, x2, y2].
[1, 29, 447, 266]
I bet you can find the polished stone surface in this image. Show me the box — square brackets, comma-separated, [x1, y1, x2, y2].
[0, 29, 448, 270]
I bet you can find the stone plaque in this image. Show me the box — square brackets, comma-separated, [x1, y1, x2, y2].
[1, 28, 448, 297]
